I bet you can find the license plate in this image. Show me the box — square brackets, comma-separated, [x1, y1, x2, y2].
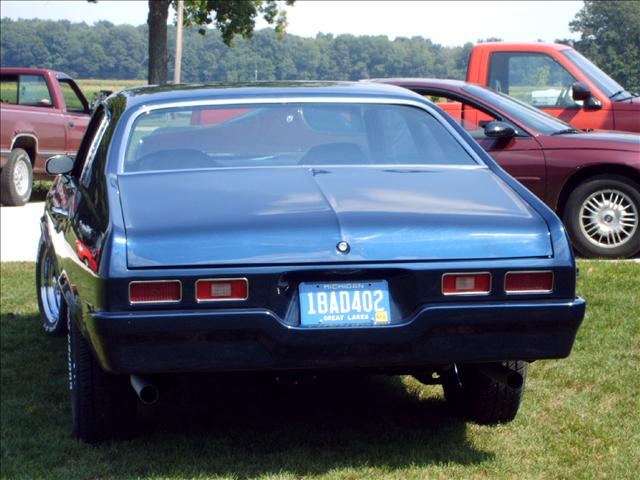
[299, 281, 392, 327]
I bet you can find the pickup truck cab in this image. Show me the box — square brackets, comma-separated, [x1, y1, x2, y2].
[467, 43, 639, 133]
[0, 68, 91, 205]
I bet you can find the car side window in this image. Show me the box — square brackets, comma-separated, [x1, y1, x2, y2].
[0, 74, 19, 104]
[427, 93, 521, 140]
[488, 52, 580, 108]
[59, 79, 88, 113]
[17, 74, 53, 107]
[79, 110, 109, 189]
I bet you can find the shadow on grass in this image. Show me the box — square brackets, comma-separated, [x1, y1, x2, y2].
[1, 312, 493, 479]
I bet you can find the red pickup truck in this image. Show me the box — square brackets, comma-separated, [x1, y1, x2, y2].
[467, 43, 639, 133]
[0, 68, 91, 206]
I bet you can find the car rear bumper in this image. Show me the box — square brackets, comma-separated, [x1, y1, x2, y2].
[87, 298, 586, 374]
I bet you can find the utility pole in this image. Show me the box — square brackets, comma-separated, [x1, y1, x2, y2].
[174, 0, 184, 84]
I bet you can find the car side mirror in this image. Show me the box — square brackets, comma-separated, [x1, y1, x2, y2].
[484, 121, 516, 139]
[571, 82, 591, 101]
[45, 155, 74, 175]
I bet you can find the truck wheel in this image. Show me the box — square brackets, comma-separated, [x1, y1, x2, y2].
[442, 361, 527, 425]
[36, 237, 66, 336]
[563, 175, 640, 258]
[67, 310, 137, 443]
[0, 148, 33, 206]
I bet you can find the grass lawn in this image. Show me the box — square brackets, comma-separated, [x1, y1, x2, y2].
[1, 261, 639, 479]
[76, 79, 145, 102]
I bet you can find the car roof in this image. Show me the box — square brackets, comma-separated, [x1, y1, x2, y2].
[0, 67, 69, 78]
[115, 81, 423, 110]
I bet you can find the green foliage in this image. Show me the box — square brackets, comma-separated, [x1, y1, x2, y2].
[182, 0, 295, 43]
[569, 0, 640, 92]
[0, 18, 471, 82]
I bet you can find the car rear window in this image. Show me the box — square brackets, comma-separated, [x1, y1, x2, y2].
[123, 103, 477, 172]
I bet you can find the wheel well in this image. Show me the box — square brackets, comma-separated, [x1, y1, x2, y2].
[11, 136, 37, 166]
[556, 164, 640, 219]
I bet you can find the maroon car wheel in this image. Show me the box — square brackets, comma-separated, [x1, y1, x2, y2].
[0, 148, 33, 206]
[564, 175, 640, 258]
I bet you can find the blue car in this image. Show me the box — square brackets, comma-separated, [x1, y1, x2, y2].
[37, 82, 585, 443]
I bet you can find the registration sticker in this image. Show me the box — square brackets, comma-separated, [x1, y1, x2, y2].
[299, 281, 392, 327]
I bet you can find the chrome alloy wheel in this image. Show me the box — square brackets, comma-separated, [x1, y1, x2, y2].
[579, 189, 639, 248]
[39, 249, 62, 325]
[13, 157, 30, 197]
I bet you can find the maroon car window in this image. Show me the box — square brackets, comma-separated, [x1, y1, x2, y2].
[123, 103, 477, 173]
[17, 74, 53, 107]
[0, 75, 19, 104]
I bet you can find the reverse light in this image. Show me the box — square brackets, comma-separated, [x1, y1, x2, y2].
[505, 271, 553, 294]
[442, 272, 491, 295]
[129, 280, 181, 304]
[196, 278, 248, 302]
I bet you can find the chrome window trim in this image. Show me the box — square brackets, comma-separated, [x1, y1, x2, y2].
[117, 96, 488, 174]
[195, 277, 249, 303]
[441, 272, 492, 296]
[504, 270, 554, 295]
[128, 280, 182, 305]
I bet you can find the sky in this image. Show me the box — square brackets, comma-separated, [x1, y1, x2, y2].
[1, 0, 583, 46]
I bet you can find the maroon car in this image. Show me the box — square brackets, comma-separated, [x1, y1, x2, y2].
[377, 79, 640, 259]
[0, 68, 90, 206]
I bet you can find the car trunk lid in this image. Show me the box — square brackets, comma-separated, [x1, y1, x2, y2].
[118, 166, 552, 268]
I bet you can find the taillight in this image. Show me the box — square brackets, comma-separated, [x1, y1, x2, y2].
[129, 280, 181, 304]
[196, 278, 248, 302]
[505, 271, 553, 294]
[442, 272, 491, 295]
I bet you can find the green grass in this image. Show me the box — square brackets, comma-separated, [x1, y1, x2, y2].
[1, 261, 639, 479]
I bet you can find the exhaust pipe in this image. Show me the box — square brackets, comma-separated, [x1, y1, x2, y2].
[474, 363, 524, 389]
[130, 374, 160, 405]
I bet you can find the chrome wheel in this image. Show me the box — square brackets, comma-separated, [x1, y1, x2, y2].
[13, 157, 30, 197]
[39, 248, 62, 324]
[579, 189, 638, 249]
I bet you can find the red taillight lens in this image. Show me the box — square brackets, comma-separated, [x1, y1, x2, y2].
[505, 271, 553, 293]
[442, 273, 491, 295]
[196, 278, 248, 301]
[129, 281, 181, 304]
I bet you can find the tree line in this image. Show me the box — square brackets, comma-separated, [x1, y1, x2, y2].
[1, 4, 638, 93]
[0, 18, 473, 82]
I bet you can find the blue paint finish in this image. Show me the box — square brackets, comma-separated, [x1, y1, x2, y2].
[119, 166, 551, 268]
[41, 81, 584, 376]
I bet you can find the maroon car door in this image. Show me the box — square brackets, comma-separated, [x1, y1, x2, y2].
[436, 99, 547, 203]
[477, 136, 547, 202]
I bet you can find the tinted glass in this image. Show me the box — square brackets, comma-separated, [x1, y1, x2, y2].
[18, 74, 53, 107]
[59, 79, 87, 113]
[488, 52, 580, 108]
[123, 103, 476, 173]
[562, 49, 629, 99]
[463, 84, 573, 135]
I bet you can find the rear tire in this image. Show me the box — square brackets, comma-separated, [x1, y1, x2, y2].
[67, 311, 137, 443]
[442, 361, 527, 425]
[0, 148, 33, 206]
[36, 237, 66, 336]
[563, 175, 640, 258]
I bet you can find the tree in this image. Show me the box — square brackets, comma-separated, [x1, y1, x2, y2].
[147, 0, 294, 85]
[569, 0, 640, 92]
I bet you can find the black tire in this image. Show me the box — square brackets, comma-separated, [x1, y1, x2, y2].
[67, 311, 137, 443]
[35, 237, 66, 336]
[0, 148, 33, 206]
[563, 175, 640, 258]
[442, 361, 527, 425]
